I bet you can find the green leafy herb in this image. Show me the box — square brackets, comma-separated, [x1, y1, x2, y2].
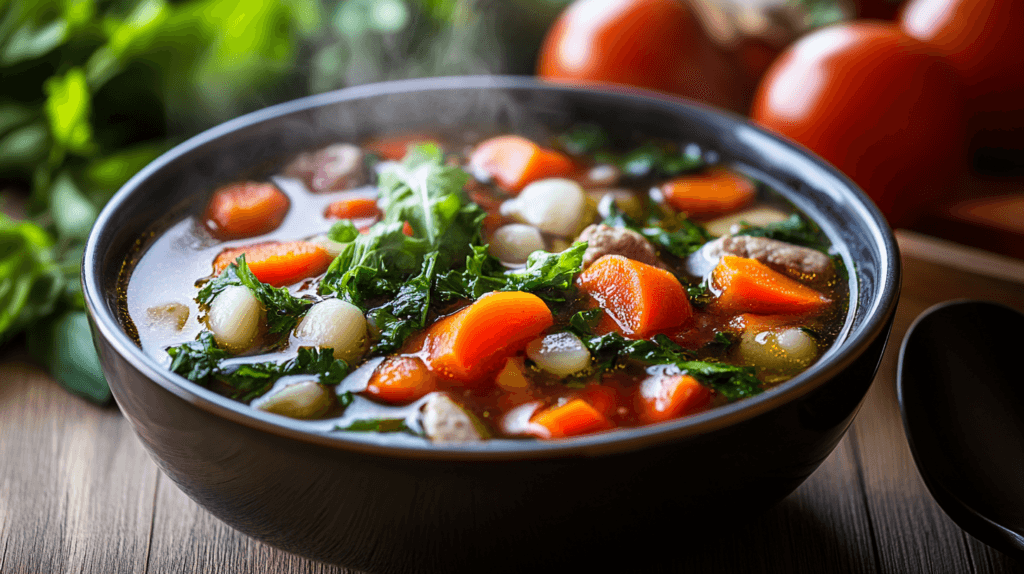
[618, 142, 703, 179]
[320, 144, 486, 304]
[435, 242, 587, 304]
[327, 219, 360, 243]
[167, 331, 229, 385]
[365, 252, 437, 354]
[216, 347, 349, 401]
[602, 203, 711, 258]
[733, 213, 830, 252]
[557, 124, 609, 155]
[197, 255, 313, 334]
[336, 418, 417, 434]
[568, 308, 603, 337]
[0, 214, 65, 342]
[582, 332, 763, 400]
[166, 336, 349, 402]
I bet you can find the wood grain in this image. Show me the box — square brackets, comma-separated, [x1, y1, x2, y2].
[2, 233, 1024, 573]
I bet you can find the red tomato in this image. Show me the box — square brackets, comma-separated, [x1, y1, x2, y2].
[750, 22, 968, 228]
[901, 0, 1024, 132]
[537, 0, 746, 112]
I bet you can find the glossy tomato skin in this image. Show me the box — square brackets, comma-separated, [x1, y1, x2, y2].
[751, 22, 968, 228]
[537, 0, 746, 112]
[901, 0, 1024, 134]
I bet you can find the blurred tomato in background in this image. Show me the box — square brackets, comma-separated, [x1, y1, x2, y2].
[537, 0, 747, 112]
[750, 22, 968, 228]
[901, 0, 1024, 145]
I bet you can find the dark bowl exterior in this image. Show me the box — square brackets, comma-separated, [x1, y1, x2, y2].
[83, 77, 900, 573]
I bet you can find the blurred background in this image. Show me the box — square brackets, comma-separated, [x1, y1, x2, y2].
[2, 0, 1021, 400]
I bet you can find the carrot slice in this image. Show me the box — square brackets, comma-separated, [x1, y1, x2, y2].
[365, 356, 437, 404]
[204, 181, 289, 240]
[469, 135, 575, 193]
[423, 291, 553, 383]
[325, 196, 380, 220]
[660, 168, 756, 218]
[576, 255, 693, 339]
[578, 383, 618, 419]
[531, 399, 613, 439]
[213, 241, 334, 287]
[636, 374, 711, 424]
[712, 255, 831, 315]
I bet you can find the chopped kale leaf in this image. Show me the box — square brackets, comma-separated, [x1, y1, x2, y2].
[733, 213, 830, 252]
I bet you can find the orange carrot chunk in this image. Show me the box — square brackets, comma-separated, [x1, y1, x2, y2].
[212, 241, 334, 287]
[532, 399, 613, 439]
[423, 291, 554, 384]
[204, 182, 289, 239]
[325, 196, 381, 220]
[469, 135, 575, 193]
[712, 255, 831, 315]
[366, 356, 438, 404]
[660, 168, 756, 218]
[576, 255, 693, 339]
[636, 374, 712, 424]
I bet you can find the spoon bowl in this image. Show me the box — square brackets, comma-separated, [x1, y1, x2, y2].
[898, 299, 1024, 559]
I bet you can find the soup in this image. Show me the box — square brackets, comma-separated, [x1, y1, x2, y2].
[123, 126, 848, 442]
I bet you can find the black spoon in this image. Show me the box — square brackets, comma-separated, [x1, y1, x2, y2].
[898, 300, 1024, 560]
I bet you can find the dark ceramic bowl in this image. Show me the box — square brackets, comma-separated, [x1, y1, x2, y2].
[83, 76, 900, 573]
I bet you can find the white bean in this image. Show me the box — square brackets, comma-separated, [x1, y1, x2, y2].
[294, 298, 367, 363]
[526, 332, 591, 377]
[500, 178, 586, 237]
[488, 224, 545, 264]
[254, 381, 332, 419]
[736, 327, 818, 374]
[207, 285, 262, 353]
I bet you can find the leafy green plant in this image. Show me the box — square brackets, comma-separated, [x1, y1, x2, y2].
[0, 0, 571, 402]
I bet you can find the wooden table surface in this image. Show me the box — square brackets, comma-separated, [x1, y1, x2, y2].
[2, 230, 1023, 574]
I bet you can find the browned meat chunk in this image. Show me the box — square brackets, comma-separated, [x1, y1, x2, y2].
[284, 143, 366, 192]
[577, 223, 661, 269]
[704, 235, 834, 284]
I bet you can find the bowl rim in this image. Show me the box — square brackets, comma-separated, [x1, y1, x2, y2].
[82, 75, 901, 461]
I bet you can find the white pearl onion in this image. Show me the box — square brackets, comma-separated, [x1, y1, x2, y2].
[737, 327, 818, 373]
[500, 178, 586, 237]
[488, 224, 545, 264]
[208, 285, 262, 353]
[294, 298, 368, 363]
[526, 332, 591, 377]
